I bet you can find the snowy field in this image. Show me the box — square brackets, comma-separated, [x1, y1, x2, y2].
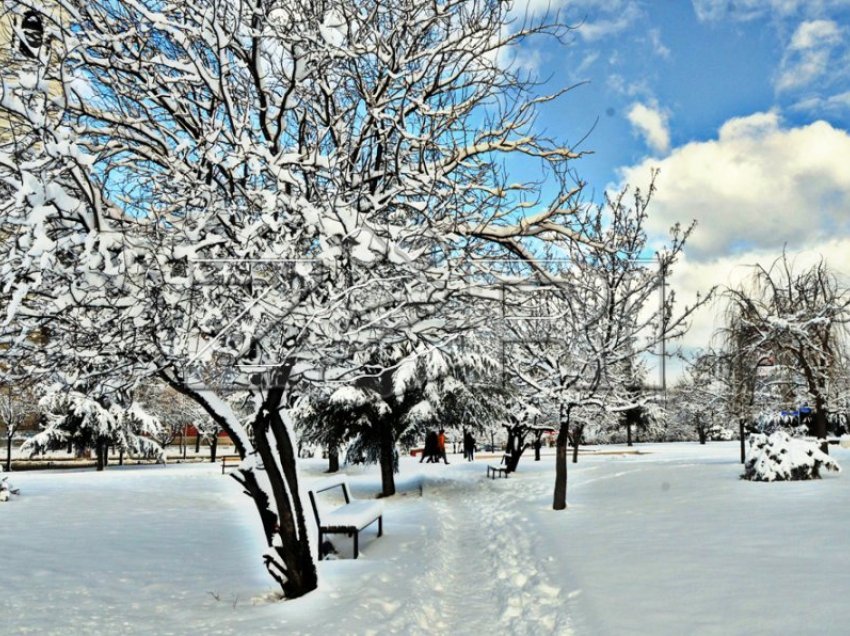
[4, 442, 850, 635]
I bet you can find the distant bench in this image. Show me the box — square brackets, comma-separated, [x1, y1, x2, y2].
[487, 454, 510, 479]
[220, 455, 240, 474]
[308, 478, 383, 560]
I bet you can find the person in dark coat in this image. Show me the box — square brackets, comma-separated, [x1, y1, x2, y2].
[463, 430, 475, 461]
[420, 430, 439, 463]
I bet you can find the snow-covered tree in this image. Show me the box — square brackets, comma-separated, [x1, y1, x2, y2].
[295, 344, 503, 495]
[1, 0, 598, 598]
[502, 183, 709, 509]
[22, 389, 162, 470]
[0, 380, 39, 471]
[669, 352, 731, 444]
[722, 253, 850, 453]
[138, 383, 209, 461]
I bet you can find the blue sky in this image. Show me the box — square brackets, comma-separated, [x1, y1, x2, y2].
[508, 0, 850, 376]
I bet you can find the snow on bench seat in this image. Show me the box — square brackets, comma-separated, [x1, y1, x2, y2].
[320, 499, 384, 530]
[307, 478, 384, 560]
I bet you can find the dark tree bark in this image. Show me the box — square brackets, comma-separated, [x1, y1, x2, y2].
[571, 423, 583, 464]
[327, 444, 339, 473]
[232, 386, 317, 598]
[813, 396, 829, 454]
[5, 434, 11, 472]
[503, 424, 528, 473]
[697, 415, 707, 445]
[166, 372, 317, 599]
[553, 404, 572, 510]
[378, 419, 396, 497]
[195, 429, 201, 453]
[95, 438, 106, 471]
[210, 433, 218, 463]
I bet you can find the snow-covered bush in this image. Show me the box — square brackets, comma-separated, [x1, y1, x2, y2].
[743, 431, 841, 481]
[0, 476, 19, 502]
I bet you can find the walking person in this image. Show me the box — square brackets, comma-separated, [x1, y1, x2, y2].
[420, 430, 438, 463]
[437, 428, 449, 464]
[464, 430, 475, 462]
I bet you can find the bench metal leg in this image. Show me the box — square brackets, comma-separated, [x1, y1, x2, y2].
[318, 529, 324, 560]
[378, 516, 383, 537]
[353, 531, 359, 559]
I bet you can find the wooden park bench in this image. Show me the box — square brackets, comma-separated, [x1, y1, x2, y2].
[487, 454, 510, 479]
[308, 477, 383, 560]
[220, 455, 240, 474]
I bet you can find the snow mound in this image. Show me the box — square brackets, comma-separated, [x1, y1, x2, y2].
[743, 431, 841, 482]
[0, 476, 19, 502]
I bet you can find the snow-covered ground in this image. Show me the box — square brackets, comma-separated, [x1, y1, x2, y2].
[3, 442, 850, 635]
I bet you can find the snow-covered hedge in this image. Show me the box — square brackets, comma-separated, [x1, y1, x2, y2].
[743, 431, 841, 482]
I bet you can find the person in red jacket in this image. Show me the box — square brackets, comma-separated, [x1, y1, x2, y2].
[437, 429, 449, 464]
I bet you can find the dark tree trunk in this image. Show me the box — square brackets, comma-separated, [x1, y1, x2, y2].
[553, 405, 571, 510]
[571, 424, 583, 464]
[119, 449, 124, 466]
[67, 438, 73, 454]
[378, 419, 396, 497]
[210, 433, 218, 463]
[814, 397, 829, 454]
[95, 439, 106, 471]
[534, 434, 541, 461]
[5, 433, 11, 472]
[739, 417, 746, 463]
[327, 444, 339, 473]
[504, 424, 527, 473]
[626, 420, 632, 446]
[195, 428, 201, 453]
[165, 373, 317, 600]
[240, 388, 317, 599]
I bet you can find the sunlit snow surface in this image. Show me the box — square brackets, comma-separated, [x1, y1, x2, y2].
[3, 442, 850, 635]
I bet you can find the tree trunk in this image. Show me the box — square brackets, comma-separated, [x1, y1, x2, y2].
[814, 397, 829, 454]
[739, 417, 746, 464]
[378, 419, 396, 497]
[5, 433, 11, 472]
[626, 419, 632, 447]
[553, 405, 571, 510]
[195, 429, 201, 453]
[238, 390, 317, 599]
[571, 424, 582, 464]
[534, 435, 541, 461]
[504, 425, 527, 473]
[210, 433, 218, 463]
[327, 444, 339, 473]
[96, 439, 106, 471]
[166, 374, 317, 599]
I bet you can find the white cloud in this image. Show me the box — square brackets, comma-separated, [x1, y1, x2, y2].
[626, 102, 671, 154]
[617, 111, 850, 263]
[577, 3, 641, 42]
[648, 28, 671, 59]
[792, 90, 850, 113]
[692, 0, 844, 22]
[776, 19, 844, 92]
[789, 19, 841, 49]
[620, 110, 850, 380]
